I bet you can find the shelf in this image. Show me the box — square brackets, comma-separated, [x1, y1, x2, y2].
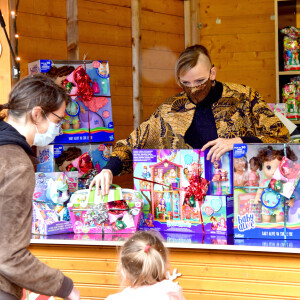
[279, 71, 300, 75]
[292, 120, 300, 124]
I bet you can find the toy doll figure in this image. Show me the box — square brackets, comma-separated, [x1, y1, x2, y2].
[248, 157, 261, 187]
[154, 168, 164, 191]
[254, 146, 296, 223]
[210, 216, 218, 230]
[212, 160, 227, 195]
[233, 157, 249, 187]
[183, 167, 191, 181]
[142, 166, 151, 179]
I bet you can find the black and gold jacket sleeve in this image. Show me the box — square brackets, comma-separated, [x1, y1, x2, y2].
[110, 82, 290, 175]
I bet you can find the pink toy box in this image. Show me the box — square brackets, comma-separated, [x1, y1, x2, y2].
[32, 171, 78, 235]
[133, 149, 233, 235]
[28, 60, 114, 143]
[233, 143, 300, 239]
[68, 186, 143, 234]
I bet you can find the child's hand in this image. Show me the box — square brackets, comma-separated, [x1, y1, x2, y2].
[167, 268, 182, 281]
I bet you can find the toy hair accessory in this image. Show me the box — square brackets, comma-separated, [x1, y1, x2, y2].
[144, 244, 151, 253]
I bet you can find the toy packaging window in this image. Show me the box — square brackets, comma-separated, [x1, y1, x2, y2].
[233, 143, 300, 239]
[28, 60, 114, 143]
[32, 172, 78, 235]
[133, 149, 233, 235]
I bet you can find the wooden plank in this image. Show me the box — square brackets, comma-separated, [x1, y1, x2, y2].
[201, 33, 275, 53]
[82, 0, 130, 7]
[141, 0, 183, 17]
[78, 0, 131, 27]
[110, 106, 133, 126]
[141, 10, 184, 34]
[79, 44, 131, 67]
[16, 12, 66, 40]
[18, 0, 66, 18]
[131, 0, 143, 129]
[199, 0, 274, 17]
[142, 68, 178, 88]
[213, 51, 275, 71]
[78, 21, 131, 47]
[0, 0, 11, 104]
[184, 0, 192, 47]
[142, 30, 184, 52]
[199, 15, 274, 36]
[67, 0, 79, 60]
[142, 49, 179, 70]
[18, 37, 67, 60]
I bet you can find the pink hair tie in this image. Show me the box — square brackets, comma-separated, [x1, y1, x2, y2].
[144, 245, 151, 253]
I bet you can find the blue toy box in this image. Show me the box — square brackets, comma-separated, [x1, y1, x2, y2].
[133, 149, 233, 235]
[36, 143, 112, 175]
[233, 143, 300, 239]
[28, 60, 114, 143]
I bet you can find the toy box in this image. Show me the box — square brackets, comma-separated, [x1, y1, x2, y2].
[28, 60, 114, 143]
[133, 149, 233, 235]
[36, 143, 112, 175]
[233, 143, 300, 239]
[68, 187, 143, 234]
[32, 172, 78, 235]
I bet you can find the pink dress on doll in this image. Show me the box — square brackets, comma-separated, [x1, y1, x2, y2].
[234, 171, 249, 186]
[248, 170, 260, 186]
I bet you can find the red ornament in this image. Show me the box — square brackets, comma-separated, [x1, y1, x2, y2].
[184, 174, 210, 205]
[73, 65, 94, 104]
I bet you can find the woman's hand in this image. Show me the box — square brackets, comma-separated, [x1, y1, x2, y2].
[65, 287, 80, 300]
[201, 137, 242, 162]
[89, 169, 113, 196]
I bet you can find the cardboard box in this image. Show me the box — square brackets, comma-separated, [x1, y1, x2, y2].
[28, 60, 114, 143]
[233, 143, 300, 239]
[68, 188, 143, 234]
[133, 149, 233, 235]
[36, 143, 112, 176]
[32, 171, 78, 235]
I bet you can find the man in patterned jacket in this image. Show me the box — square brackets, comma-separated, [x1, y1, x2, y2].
[91, 45, 290, 195]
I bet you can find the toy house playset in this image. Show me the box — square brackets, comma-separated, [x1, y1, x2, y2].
[28, 60, 114, 143]
[32, 172, 78, 235]
[233, 143, 300, 239]
[133, 149, 233, 235]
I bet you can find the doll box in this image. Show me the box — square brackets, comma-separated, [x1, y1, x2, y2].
[32, 171, 78, 235]
[28, 60, 114, 144]
[133, 149, 233, 235]
[32, 202, 73, 235]
[233, 143, 300, 239]
[36, 143, 112, 186]
[68, 188, 144, 234]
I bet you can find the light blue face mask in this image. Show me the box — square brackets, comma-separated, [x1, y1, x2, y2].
[33, 116, 60, 147]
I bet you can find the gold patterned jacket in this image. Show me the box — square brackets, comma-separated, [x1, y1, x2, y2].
[111, 82, 290, 175]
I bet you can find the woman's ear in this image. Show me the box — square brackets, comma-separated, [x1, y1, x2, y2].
[31, 106, 44, 124]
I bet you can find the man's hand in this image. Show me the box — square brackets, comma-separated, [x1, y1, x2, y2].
[201, 137, 243, 161]
[89, 169, 113, 196]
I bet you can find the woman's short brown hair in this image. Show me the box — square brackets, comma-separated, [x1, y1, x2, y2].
[175, 44, 212, 85]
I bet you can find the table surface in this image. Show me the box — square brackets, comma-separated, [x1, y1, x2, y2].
[30, 232, 300, 254]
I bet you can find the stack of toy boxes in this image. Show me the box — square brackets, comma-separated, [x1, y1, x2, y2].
[133, 149, 234, 235]
[28, 60, 114, 143]
[32, 172, 78, 235]
[233, 143, 300, 239]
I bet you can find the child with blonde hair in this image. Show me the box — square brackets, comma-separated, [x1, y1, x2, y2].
[106, 230, 185, 300]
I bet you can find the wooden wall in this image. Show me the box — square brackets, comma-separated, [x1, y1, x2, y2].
[29, 244, 300, 299]
[0, 0, 12, 104]
[199, 0, 276, 102]
[77, 0, 184, 142]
